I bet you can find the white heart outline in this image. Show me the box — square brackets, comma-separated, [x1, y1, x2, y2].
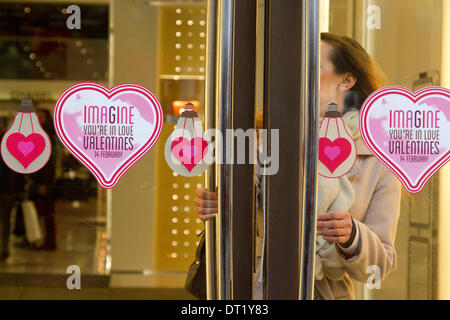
[54, 82, 163, 189]
[360, 86, 450, 194]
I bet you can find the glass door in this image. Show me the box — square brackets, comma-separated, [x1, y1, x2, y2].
[326, 0, 450, 300]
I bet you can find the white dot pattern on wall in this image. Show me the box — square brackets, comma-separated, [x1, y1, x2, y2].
[169, 7, 207, 77]
[156, 7, 207, 270]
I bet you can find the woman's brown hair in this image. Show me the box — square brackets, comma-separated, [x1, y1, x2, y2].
[321, 32, 387, 107]
[256, 33, 387, 131]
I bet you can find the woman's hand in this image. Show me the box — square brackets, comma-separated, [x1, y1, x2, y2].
[317, 211, 354, 245]
[194, 188, 218, 221]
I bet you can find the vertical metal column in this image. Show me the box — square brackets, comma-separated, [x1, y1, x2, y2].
[299, 0, 320, 300]
[231, 0, 256, 300]
[263, 0, 303, 300]
[215, 0, 235, 300]
[205, 0, 218, 300]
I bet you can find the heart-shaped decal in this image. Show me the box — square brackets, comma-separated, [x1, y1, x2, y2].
[6, 133, 46, 169]
[164, 114, 212, 177]
[318, 117, 357, 178]
[319, 138, 352, 174]
[54, 83, 163, 189]
[171, 137, 208, 172]
[360, 86, 450, 193]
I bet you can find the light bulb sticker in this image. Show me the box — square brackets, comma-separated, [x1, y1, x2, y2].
[318, 103, 357, 178]
[1, 99, 52, 174]
[53, 83, 163, 189]
[360, 86, 450, 194]
[164, 103, 212, 177]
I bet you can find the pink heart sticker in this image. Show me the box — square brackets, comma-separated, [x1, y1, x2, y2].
[360, 86, 450, 193]
[324, 146, 341, 161]
[18, 141, 35, 156]
[6, 133, 46, 169]
[53, 83, 163, 189]
[171, 137, 208, 172]
[319, 138, 352, 174]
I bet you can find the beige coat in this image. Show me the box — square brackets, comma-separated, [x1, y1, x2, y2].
[314, 137, 402, 300]
[253, 136, 402, 300]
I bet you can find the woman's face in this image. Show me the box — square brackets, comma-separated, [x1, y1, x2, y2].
[320, 41, 347, 117]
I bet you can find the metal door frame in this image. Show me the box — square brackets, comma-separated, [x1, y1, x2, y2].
[205, 0, 256, 300]
[206, 0, 319, 300]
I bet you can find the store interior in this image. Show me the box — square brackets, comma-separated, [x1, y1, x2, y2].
[0, 0, 448, 299]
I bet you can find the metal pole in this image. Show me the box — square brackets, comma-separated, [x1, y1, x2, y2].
[216, 0, 234, 300]
[263, 0, 303, 299]
[299, 0, 320, 300]
[260, 0, 270, 299]
[205, 0, 218, 300]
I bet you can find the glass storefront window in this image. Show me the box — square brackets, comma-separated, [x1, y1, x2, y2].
[0, 0, 448, 301]
[326, 0, 449, 300]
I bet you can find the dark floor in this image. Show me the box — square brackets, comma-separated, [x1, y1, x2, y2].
[0, 199, 107, 276]
[0, 198, 195, 299]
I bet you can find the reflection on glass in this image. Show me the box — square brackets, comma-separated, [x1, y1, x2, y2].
[0, 2, 109, 81]
[152, 4, 207, 273]
[328, 0, 448, 300]
[0, 3, 108, 289]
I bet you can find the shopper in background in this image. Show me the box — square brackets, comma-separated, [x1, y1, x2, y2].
[28, 108, 58, 250]
[0, 126, 25, 261]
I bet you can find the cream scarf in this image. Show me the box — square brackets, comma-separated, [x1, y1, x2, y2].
[315, 110, 359, 281]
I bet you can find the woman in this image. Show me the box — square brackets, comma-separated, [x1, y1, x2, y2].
[193, 33, 401, 300]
